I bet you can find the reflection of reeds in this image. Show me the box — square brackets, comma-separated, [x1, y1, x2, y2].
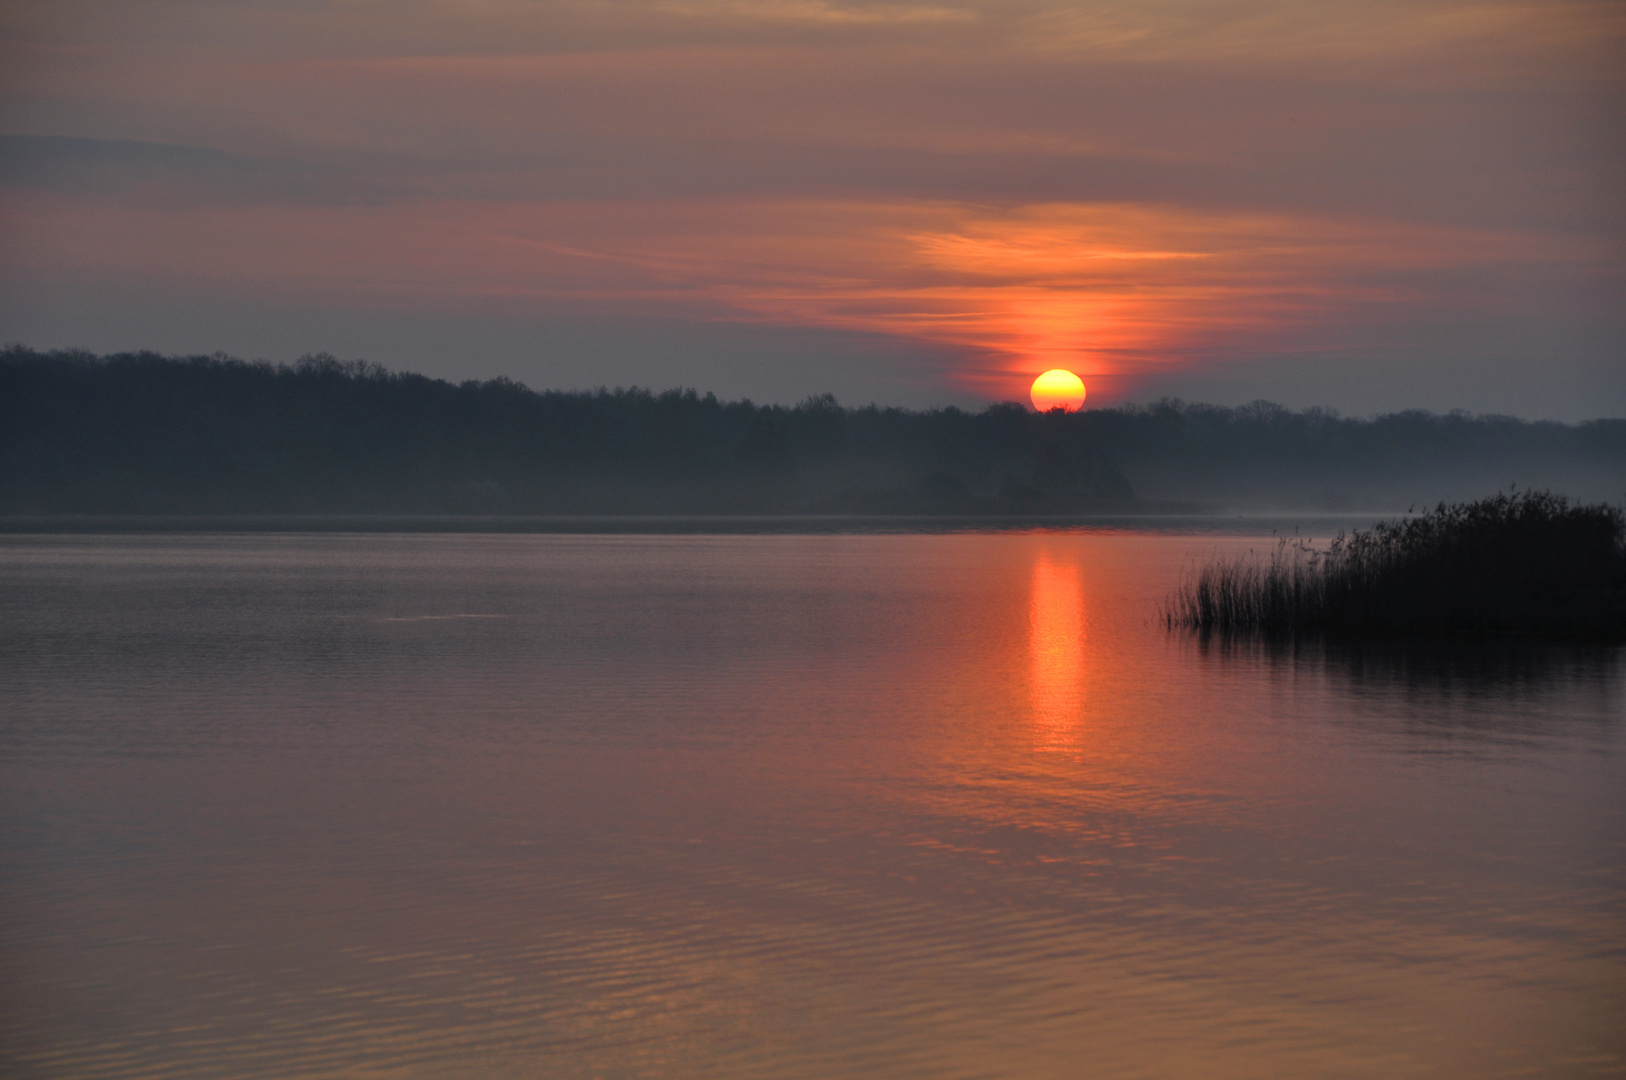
[1168, 492, 1626, 636]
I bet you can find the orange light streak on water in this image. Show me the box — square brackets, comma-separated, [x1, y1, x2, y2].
[2, 534, 1622, 1078]
[1029, 549, 1087, 749]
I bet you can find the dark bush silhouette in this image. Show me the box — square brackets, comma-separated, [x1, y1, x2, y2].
[1168, 492, 1626, 636]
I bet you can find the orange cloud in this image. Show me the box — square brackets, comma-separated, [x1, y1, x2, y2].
[6, 0, 1620, 412]
[5, 188, 1595, 403]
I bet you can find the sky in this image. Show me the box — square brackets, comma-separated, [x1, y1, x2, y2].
[1, 0, 1622, 416]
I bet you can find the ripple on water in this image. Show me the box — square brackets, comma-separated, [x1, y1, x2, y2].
[1, 533, 1622, 1079]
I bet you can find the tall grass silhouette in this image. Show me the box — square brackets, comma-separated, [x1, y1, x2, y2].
[1168, 491, 1626, 636]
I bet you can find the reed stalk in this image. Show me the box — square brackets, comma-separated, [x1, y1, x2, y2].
[1167, 492, 1626, 636]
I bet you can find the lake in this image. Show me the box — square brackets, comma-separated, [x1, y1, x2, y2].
[1, 530, 1622, 1078]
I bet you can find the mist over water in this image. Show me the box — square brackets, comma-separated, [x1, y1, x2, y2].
[1, 533, 1622, 1078]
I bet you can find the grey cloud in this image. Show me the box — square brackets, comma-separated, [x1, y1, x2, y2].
[0, 274, 979, 408]
[5, 37, 1620, 232]
[2, 1, 1621, 417]
[0, 134, 229, 189]
[0, 133, 415, 206]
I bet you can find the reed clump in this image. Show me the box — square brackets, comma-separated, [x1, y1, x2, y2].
[1167, 491, 1626, 636]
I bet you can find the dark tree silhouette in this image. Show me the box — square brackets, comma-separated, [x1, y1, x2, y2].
[2, 347, 1622, 515]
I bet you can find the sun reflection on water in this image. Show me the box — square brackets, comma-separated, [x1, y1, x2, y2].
[1029, 549, 1087, 749]
[5, 534, 1620, 1079]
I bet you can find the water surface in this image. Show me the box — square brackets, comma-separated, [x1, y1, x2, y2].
[1, 533, 1622, 1078]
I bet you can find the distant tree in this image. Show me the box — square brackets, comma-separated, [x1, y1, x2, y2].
[2, 347, 1621, 515]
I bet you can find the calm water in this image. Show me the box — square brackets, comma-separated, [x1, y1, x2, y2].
[1, 532, 1622, 1079]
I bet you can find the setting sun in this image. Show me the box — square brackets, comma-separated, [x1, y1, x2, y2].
[1030, 370, 1087, 412]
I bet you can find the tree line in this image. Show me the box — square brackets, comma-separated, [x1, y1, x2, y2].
[2, 347, 1621, 515]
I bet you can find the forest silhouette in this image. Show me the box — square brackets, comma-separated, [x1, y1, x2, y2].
[3, 347, 1623, 516]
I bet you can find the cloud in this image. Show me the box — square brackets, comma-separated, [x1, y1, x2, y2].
[1, 0, 1622, 413]
[1011, 0, 1626, 65]
[0, 134, 402, 206]
[650, 0, 978, 26]
[7, 188, 1608, 405]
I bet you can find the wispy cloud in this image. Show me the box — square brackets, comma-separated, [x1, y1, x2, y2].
[650, 0, 977, 25]
[7, 189, 1600, 401]
[2, 0, 1621, 411]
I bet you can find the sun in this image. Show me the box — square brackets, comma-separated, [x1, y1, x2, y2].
[1030, 369, 1086, 412]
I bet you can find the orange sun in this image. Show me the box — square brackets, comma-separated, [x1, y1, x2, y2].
[1030, 369, 1086, 412]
